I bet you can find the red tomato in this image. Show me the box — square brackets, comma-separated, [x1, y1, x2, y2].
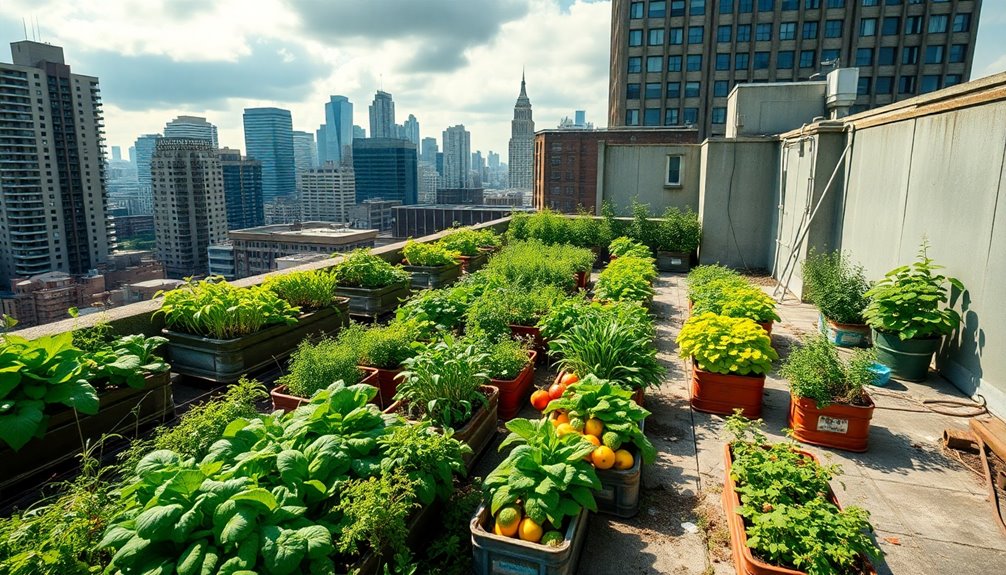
[530, 389, 551, 411]
[548, 382, 567, 400]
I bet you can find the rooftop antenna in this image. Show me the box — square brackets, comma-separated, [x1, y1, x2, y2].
[22, 17, 27, 40]
[35, 15, 41, 42]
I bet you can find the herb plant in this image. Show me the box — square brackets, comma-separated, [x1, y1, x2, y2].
[594, 255, 657, 303]
[862, 242, 964, 340]
[438, 227, 485, 256]
[264, 269, 341, 310]
[686, 265, 744, 302]
[379, 422, 470, 505]
[332, 249, 411, 289]
[549, 312, 664, 390]
[692, 283, 781, 324]
[403, 239, 460, 267]
[395, 336, 490, 430]
[335, 470, 418, 558]
[355, 320, 422, 370]
[476, 337, 532, 381]
[505, 210, 575, 245]
[781, 335, 876, 407]
[483, 240, 592, 290]
[158, 278, 300, 339]
[464, 285, 567, 340]
[608, 236, 652, 259]
[801, 249, 871, 325]
[279, 336, 364, 399]
[676, 313, 778, 375]
[627, 200, 660, 250]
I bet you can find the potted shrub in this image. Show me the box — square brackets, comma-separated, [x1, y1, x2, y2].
[332, 249, 412, 318]
[270, 336, 379, 411]
[722, 416, 881, 575]
[402, 239, 462, 290]
[355, 320, 422, 408]
[693, 282, 780, 335]
[594, 255, 657, 305]
[472, 418, 599, 573]
[465, 285, 567, 352]
[782, 335, 877, 452]
[391, 336, 498, 469]
[439, 227, 498, 273]
[478, 337, 536, 421]
[862, 243, 964, 382]
[654, 207, 702, 273]
[263, 268, 350, 335]
[676, 313, 778, 417]
[802, 249, 872, 347]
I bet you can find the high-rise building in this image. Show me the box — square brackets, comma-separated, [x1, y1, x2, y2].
[368, 91, 396, 139]
[352, 138, 418, 205]
[300, 166, 356, 223]
[133, 134, 162, 211]
[151, 139, 228, 278]
[292, 130, 318, 174]
[420, 137, 439, 165]
[417, 163, 439, 204]
[0, 41, 115, 284]
[164, 115, 219, 147]
[607, 0, 982, 138]
[243, 107, 296, 203]
[442, 125, 472, 189]
[317, 95, 354, 165]
[219, 148, 264, 231]
[508, 73, 534, 190]
[111, 146, 122, 161]
[403, 114, 420, 148]
[353, 125, 366, 139]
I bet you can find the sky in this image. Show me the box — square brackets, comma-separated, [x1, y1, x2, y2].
[1, 0, 1004, 160]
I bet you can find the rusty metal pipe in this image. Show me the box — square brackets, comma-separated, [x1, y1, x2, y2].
[943, 428, 979, 453]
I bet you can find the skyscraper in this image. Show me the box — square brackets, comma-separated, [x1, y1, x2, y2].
[352, 138, 418, 205]
[508, 73, 534, 191]
[442, 125, 472, 189]
[404, 114, 420, 148]
[353, 125, 366, 139]
[219, 148, 264, 231]
[292, 130, 318, 174]
[0, 41, 114, 284]
[151, 139, 228, 278]
[368, 91, 396, 139]
[608, 0, 982, 138]
[111, 146, 122, 161]
[317, 95, 354, 165]
[420, 137, 439, 165]
[300, 166, 356, 223]
[243, 107, 296, 202]
[164, 115, 219, 147]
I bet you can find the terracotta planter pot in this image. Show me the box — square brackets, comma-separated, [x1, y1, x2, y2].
[458, 252, 488, 274]
[690, 362, 765, 418]
[270, 367, 379, 412]
[509, 323, 547, 355]
[490, 350, 537, 421]
[574, 270, 589, 289]
[788, 393, 875, 452]
[722, 444, 878, 575]
[757, 320, 773, 336]
[364, 366, 402, 409]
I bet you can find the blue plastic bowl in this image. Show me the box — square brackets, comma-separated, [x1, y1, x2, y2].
[868, 363, 891, 387]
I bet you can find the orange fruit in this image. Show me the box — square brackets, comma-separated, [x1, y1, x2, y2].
[518, 517, 543, 542]
[554, 412, 570, 425]
[591, 446, 615, 469]
[584, 434, 601, 447]
[584, 418, 604, 438]
[613, 449, 634, 470]
[556, 423, 577, 436]
[560, 373, 579, 386]
[530, 390, 550, 411]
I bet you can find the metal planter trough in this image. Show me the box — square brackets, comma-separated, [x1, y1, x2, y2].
[402, 262, 462, 290]
[335, 281, 411, 319]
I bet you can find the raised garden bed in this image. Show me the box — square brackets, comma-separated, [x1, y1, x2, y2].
[470, 503, 589, 575]
[342, 499, 441, 575]
[270, 367, 379, 412]
[689, 362, 764, 418]
[491, 350, 537, 421]
[788, 393, 876, 453]
[459, 252, 489, 274]
[595, 440, 642, 518]
[336, 281, 411, 319]
[403, 262, 462, 290]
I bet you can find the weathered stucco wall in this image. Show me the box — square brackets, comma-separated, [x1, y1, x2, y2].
[598, 143, 701, 214]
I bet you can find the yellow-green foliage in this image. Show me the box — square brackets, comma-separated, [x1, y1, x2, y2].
[675, 313, 778, 375]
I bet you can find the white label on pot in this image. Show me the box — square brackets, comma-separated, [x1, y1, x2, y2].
[671, 258, 683, 265]
[818, 416, 849, 434]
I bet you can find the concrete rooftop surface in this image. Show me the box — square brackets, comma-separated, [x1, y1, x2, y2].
[480, 271, 1006, 575]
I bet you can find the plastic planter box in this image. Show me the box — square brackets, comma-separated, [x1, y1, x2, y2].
[270, 367, 379, 412]
[689, 361, 765, 418]
[470, 503, 589, 575]
[788, 392, 875, 453]
[336, 281, 410, 319]
[656, 250, 691, 273]
[403, 262, 462, 290]
[490, 350, 537, 421]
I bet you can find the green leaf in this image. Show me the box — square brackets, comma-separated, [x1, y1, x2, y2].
[220, 507, 257, 547]
[491, 485, 513, 514]
[135, 504, 184, 541]
[232, 488, 278, 512]
[0, 401, 45, 450]
[260, 526, 308, 575]
[299, 525, 334, 559]
[276, 449, 309, 484]
[97, 524, 136, 550]
[177, 539, 207, 575]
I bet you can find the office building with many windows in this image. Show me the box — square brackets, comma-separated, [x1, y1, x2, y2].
[242, 107, 296, 203]
[351, 138, 418, 205]
[609, 0, 982, 138]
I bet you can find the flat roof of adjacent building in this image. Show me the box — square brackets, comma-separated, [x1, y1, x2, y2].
[392, 204, 535, 211]
[128, 279, 185, 289]
[228, 222, 379, 245]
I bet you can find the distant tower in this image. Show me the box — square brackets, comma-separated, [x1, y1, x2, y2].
[442, 125, 472, 189]
[164, 115, 219, 147]
[420, 137, 439, 165]
[292, 130, 318, 173]
[218, 148, 264, 230]
[508, 71, 534, 191]
[404, 114, 420, 148]
[317, 95, 353, 165]
[369, 91, 395, 139]
[243, 107, 296, 202]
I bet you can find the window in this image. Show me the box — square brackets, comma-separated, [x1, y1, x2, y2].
[827, 0, 845, 7]
[758, 0, 774, 11]
[644, 108, 661, 126]
[665, 108, 680, 125]
[803, 22, 818, 39]
[777, 50, 795, 68]
[737, 24, 751, 41]
[825, 20, 843, 38]
[902, 46, 918, 65]
[739, 0, 753, 12]
[717, 25, 732, 42]
[627, 83, 641, 99]
[670, 27, 684, 44]
[735, 53, 750, 69]
[645, 82, 662, 98]
[904, 15, 922, 35]
[805, 0, 820, 7]
[712, 107, 727, 124]
[898, 75, 916, 94]
[666, 156, 683, 185]
[855, 48, 873, 66]
[878, 47, 895, 65]
[860, 18, 876, 36]
[683, 108, 699, 124]
[756, 23, 772, 41]
[779, 22, 797, 40]
[920, 75, 941, 94]
[754, 51, 770, 69]
[875, 76, 893, 94]
[629, 2, 644, 18]
[688, 26, 704, 43]
[928, 15, 948, 34]
[857, 77, 871, 95]
[952, 14, 970, 33]
[822, 49, 839, 63]
[628, 29, 643, 46]
[626, 109, 640, 125]
[684, 81, 701, 97]
[949, 44, 967, 63]
[667, 55, 683, 71]
[716, 53, 731, 70]
[686, 54, 703, 71]
[782, 0, 798, 8]
[670, 0, 686, 16]
[648, 29, 665, 45]
[719, 0, 734, 12]
[945, 74, 962, 87]
[924, 46, 944, 64]
[714, 80, 730, 97]
[647, 56, 664, 71]
[667, 82, 681, 98]
[799, 50, 816, 68]
[882, 17, 899, 35]
[862, 0, 879, 5]
[628, 56, 642, 73]
[649, 0, 667, 17]
[885, 0, 901, 4]
[691, 0, 706, 15]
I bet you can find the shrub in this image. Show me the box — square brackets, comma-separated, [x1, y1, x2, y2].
[505, 209, 572, 245]
[781, 335, 875, 407]
[476, 337, 532, 381]
[676, 313, 778, 375]
[403, 239, 460, 267]
[549, 313, 665, 390]
[628, 200, 660, 250]
[801, 250, 871, 325]
[264, 269, 340, 310]
[608, 236, 652, 258]
[158, 278, 300, 339]
[465, 285, 567, 340]
[692, 282, 780, 324]
[566, 211, 611, 249]
[356, 320, 421, 370]
[279, 336, 364, 398]
[595, 255, 657, 303]
[332, 249, 411, 288]
[395, 275, 489, 338]
[655, 207, 702, 253]
[438, 228, 481, 256]
[862, 241, 963, 339]
[686, 265, 745, 303]
[395, 336, 490, 429]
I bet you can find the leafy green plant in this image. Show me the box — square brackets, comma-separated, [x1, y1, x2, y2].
[465, 285, 567, 340]
[686, 265, 744, 302]
[781, 335, 876, 407]
[264, 269, 341, 310]
[484, 418, 600, 527]
[608, 236, 652, 258]
[157, 278, 300, 339]
[85, 334, 170, 390]
[543, 375, 656, 463]
[356, 320, 422, 370]
[0, 332, 96, 451]
[71, 317, 115, 353]
[801, 250, 871, 325]
[676, 313, 778, 375]
[655, 207, 702, 253]
[475, 337, 532, 381]
[537, 298, 654, 342]
[628, 200, 660, 250]
[692, 283, 781, 324]
[483, 240, 591, 290]
[403, 239, 460, 267]
[549, 312, 665, 390]
[862, 242, 964, 339]
[279, 336, 364, 399]
[395, 273, 491, 338]
[595, 255, 657, 303]
[505, 210, 574, 245]
[438, 227, 484, 256]
[332, 249, 411, 289]
[379, 422, 470, 505]
[335, 470, 418, 559]
[566, 211, 611, 249]
[395, 336, 490, 430]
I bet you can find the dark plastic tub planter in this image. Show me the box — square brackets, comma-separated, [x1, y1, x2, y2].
[818, 312, 871, 348]
[470, 503, 589, 575]
[722, 444, 878, 575]
[402, 262, 462, 290]
[163, 300, 350, 384]
[871, 329, 940, 382]
[0, 371, 174, 491]
[459, 252, 489, 274]
[656, 250, 691, 273]
[335, 281, 411, 320]
[788, 392, 875, 453]
[490, 350, 537, 421]
[689, 361, 765, 418]
[270, 367, 379, 412]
